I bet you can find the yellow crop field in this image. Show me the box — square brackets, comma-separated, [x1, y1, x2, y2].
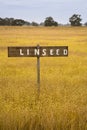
[0, 26, 87, 130]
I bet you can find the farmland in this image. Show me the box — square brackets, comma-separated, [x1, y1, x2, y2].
[0, 26, 87, 130]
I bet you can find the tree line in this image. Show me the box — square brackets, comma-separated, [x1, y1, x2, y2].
[0, 14, 87, 26]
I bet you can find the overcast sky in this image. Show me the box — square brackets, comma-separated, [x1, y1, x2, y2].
[0, 0, 87, 23]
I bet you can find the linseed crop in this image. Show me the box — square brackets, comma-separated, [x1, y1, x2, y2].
[0, 26, 87, 130]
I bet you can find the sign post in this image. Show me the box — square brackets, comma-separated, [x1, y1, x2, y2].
[8, 45, 68, 96]
[37, 45, 40, 96]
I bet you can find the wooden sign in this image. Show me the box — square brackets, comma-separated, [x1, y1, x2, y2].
[8, 45, 68, 97]
[8, 46, 68, 57]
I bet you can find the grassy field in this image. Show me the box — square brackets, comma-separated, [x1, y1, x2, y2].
[0, 26, 87, 130]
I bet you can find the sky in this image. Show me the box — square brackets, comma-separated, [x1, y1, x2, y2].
[0, 0, 87, 24]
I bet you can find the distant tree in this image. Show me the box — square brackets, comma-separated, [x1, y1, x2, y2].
[4, 18, 9, 25]
[31, 22, 39, 26]
[0, 17, 30, 26]
[9, 18, 14, 25]
[24, 21, 30, 26]
[0, 17, 4, 25]
[12, 19, 25, 26]
[69, 14, 82, 26]
[0, 17, 12, 25]
[53, 21, 58, 26]
[84, 22, 87, 26]
[4, 18, 14, 25]
[44, 17, 58, 26]
[40, 22, 44, 26]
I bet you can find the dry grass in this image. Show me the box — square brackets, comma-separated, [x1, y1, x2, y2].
[0, 26, 87, 130]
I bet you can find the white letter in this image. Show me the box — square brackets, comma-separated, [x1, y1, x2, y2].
[27, 49, 30, 55]
[42, 49, 46, 56]
[20, 49, 24, 55]
[34, 49, 40, 56]
[63, 49, 68, 55]
[56, 49, 60, 55]
[50, 49, 54, 55]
